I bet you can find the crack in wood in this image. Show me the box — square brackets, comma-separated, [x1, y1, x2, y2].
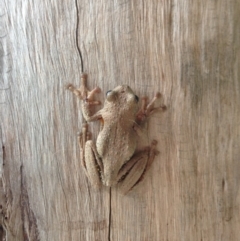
[75, 0, 84, 73]
[0, 145, 9, 241]
[0, 225, 6, 241]
[20, 166, 40, 241]
[108, 188, 112, 241]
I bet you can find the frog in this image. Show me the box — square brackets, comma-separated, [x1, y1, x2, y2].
[66, 73, 166, 193]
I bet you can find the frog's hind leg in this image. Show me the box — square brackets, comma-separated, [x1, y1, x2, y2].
[118, 140, 159, 194]
[78, 123, 103, 189]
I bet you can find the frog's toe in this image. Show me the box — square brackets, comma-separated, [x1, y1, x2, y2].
[151, 140, 158, 145]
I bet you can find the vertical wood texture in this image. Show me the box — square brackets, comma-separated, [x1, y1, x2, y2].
[1, 0, 240, 240]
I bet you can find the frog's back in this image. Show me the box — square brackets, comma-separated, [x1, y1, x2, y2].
[96, 122, 136, 163]
[96, 122, 137, 186]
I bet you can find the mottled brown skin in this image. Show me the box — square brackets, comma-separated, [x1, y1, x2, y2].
[96, 85, 139, 186]
[66, 74, 165, 193]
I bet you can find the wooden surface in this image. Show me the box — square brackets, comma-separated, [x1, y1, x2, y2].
[1, 0, 240, 240]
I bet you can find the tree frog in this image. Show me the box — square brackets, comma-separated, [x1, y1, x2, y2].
[66, 74, 166, 193]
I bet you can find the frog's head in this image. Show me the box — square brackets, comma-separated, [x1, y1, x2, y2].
[105, 85, 139, 112]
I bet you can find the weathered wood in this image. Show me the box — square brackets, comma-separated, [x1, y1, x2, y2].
[1, 0, 240, 240]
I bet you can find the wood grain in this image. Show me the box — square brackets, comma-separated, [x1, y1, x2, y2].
[1, 0, 240, 240]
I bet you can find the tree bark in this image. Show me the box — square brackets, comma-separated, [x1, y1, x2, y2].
[0, 0, 240, 240]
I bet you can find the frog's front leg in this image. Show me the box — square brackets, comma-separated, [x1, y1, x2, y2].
[78, 124, 103, 189]
[66, 73, 102, 122]
[136, 92, 166, 125]
[117, 140, 159, 194]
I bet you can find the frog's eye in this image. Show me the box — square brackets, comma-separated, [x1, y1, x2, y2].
[106, 90, 112, 96]
[106, 90, 116, 102]
[135, 95, 139, 102]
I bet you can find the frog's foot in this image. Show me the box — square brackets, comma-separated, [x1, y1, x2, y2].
[66, 73, 101, 106]
[136, 92, 166, 124]
[118, 140, 159, 194]
[78, 123, 103, 189]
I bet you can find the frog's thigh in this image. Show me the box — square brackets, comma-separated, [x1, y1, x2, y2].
[118, 150, 149, 194]
[84, 140, 102, 189]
